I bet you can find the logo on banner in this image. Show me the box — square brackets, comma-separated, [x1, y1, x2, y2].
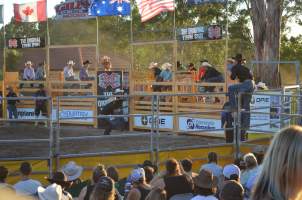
[98, 73, 121, 89]
[141, 116, 148, 125]
[187, 119, 195, 129]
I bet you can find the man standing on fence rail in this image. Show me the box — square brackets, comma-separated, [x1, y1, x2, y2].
[228, 54, 255, 141]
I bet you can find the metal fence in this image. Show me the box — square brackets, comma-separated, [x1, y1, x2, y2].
[2, 90, 302, 177]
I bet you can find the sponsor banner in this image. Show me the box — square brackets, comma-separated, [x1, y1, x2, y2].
[14, 108, 93, 123]
[7, 37, 45, 49]
[134, 116, 173, 129]
[54, 109, 94, 123]
[177, 25, 222, 41]
[250, 93, 291, 132]
[250, 95, 271, 131]
[186, 0, 226, 5]
[55, 0, 93, 20]
[97, 71, 123, 127]
[179, 117, 222, 134]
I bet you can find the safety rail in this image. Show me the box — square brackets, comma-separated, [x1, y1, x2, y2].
[2, 90, 300, 181]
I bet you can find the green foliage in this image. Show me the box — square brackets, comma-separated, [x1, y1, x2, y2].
[5, 49, 23, 72]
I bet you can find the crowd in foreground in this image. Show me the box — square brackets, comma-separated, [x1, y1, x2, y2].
[1, 126, 302, 200]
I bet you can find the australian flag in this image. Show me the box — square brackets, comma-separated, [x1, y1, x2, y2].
[89, 0, 131, 16]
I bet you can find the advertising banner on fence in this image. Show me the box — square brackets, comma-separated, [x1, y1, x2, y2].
[13, 108, 94, 123]
[97, 71, 123, 127]
[7, 37, 45, 49]
[186, 0, 226, 5]
[178, 117, 222, 134]
[177, 25, 222, 41]
[134, 115, 174, 129]
[250, 93, 291, 132]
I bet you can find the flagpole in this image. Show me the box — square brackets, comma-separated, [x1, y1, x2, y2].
[2, 18, 6, 120]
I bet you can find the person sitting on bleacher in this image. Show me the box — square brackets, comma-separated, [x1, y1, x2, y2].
[64, 60, 76, 81]
[35, 63, 46, 81]
[23, 61, 35, 81]
[80, 60, 95, 81]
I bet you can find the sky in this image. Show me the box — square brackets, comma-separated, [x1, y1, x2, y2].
[0, 0, 301, 37]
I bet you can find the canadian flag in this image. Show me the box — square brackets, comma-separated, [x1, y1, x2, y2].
[14, 0, 47, 22]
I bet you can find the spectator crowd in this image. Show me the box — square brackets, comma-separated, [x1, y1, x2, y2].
[1, 126, 302, 200]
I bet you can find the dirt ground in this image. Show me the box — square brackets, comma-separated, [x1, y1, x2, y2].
[0, 124, 224, 158]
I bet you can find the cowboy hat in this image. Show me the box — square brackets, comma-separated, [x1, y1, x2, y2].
[61, 161, 83, 181]
[37, 183, 63, 200]
[193, 169, 218, 189]
[234, 54, 243, 62]
[148, 62, 158, 69]
[83, 60, 92, 65]
[46, 171, 71, 188]
[67, 60, 75, 65]
[200, 61, 212, 67]
[25, 61, 32, 66]
[161, 63, 172, 70]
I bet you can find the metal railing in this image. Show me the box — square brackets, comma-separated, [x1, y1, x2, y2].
[3, 89, 301, 177]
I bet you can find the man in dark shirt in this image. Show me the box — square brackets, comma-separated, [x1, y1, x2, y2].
[34, 84, 48, 127]
[6, 87, 18, 119]
[228, 54, 255, 141]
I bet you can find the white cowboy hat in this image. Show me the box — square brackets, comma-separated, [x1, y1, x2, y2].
[201, 62, 212, 67]
[37, 183, 62, 200]
[148, 62, 158, 69]
[161, 62, 172, 70]
[25, 61, 32, 65]
[61, 161, 83, 181]
[67, 60, 75, 65]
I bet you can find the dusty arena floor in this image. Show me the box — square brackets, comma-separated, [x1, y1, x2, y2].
[0, 124, 224, 158]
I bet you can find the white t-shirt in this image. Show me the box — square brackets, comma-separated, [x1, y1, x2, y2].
[200, 163, 223, 178]
[14, 179, 42, 196]
[191, 195, 218, 200]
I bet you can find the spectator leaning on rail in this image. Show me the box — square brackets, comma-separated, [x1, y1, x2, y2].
[14, 162, 42, 197]
[252, 126, 302, 200]
[228, 53, 255, 141]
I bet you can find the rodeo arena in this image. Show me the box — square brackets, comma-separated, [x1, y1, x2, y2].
[0, 0, 302, 200]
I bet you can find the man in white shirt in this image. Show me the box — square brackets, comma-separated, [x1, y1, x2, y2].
[14, 162, 41, 196]
[64, 60, 76, 81]
[23, 61, 35, 80]
[200, 152, 223, 178]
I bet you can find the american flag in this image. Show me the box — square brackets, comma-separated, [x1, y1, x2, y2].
[136, 0, 175, 22]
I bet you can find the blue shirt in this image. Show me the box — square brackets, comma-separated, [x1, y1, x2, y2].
[200, 163, 223, 178]
[159, 70, 172, 81]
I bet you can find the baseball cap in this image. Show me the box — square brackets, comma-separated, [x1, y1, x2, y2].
[97, 176, 114, 192]
[130, 168, 145, 182]
[223, 164, 240, 180]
